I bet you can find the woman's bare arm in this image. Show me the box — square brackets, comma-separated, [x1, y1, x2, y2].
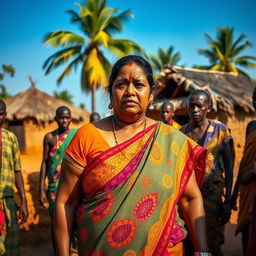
[54, 158, 83, 256]
[179, 171, 208, 252]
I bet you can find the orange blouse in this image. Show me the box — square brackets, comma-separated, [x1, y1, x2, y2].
[65, 123, 110, 169]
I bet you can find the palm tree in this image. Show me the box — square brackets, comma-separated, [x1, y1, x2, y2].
[43, 0, 144, 112]
[150, 46, 181, 73]
[195, 27, 256, 78]
[0, 64, 15, 99]
[53, 90, 74, 104]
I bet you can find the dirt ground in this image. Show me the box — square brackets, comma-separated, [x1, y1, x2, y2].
[19, 153, 243, 256]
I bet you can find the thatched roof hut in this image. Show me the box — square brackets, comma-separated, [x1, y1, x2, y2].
[5, 85, 89, 124]
[148, 66, 256, 164]
[151, 65, 255, 116]
[5, 85, 89, 153]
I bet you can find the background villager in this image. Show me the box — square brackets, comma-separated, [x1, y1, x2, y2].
[54, 55, 210, 256]
[181, 90, 235, 256]
[38, 106, 77, 252]
[160, 101, 181, 129]
[232, 87, 256, 255]
[0, 99, 28, 256]
[89, 112, 101, 123]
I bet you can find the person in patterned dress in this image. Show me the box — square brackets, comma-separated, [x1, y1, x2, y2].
[0, 99, 28, 256]
[181, 90, 235, 256]
[39, 106, 77, 252]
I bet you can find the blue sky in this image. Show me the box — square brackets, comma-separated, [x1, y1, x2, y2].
[1, 0, 256, 115]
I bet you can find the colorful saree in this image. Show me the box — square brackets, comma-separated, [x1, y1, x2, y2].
[47, 128, 77, 215]
[170, 121, 181, 130]
[69, 122, 205, 256]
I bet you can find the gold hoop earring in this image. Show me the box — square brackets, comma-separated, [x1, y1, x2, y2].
[108, 103, 113, 110]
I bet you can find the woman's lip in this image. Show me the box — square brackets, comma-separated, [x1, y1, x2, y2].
[122, 100, 138, 105]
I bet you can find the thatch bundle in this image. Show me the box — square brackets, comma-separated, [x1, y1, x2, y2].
[155, 66, 256, 114]
[5, 86, 89, 124]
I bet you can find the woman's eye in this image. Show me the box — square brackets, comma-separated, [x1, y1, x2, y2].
[136, 83, 144, 88]
[115, 83, 126, 88]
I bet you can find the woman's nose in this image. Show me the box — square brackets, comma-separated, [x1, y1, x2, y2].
[126, 83, 135, 95]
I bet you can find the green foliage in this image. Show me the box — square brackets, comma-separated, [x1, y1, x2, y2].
[53, 90, 74, 104]
[0, 85, 11, 100]
[0, 64, 15, 99]
[79, 103, 85, 109]
[195, 27, 256, 78]
[150, 46, 181, 73]
[43, 0, 145, 111]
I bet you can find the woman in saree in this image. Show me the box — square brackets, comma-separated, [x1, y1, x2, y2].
[54, 55, 210, 256]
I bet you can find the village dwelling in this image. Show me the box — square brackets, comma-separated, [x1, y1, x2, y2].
[3, 84, 90, 251]
[5, 85, 89, 153]
[147, 66, 256, 165]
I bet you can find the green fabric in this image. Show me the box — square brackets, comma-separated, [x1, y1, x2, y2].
[47, 128, 77, 216]
[0, 198, 20, 256]
[0, 129, 21, 198]
[75, 123, 205, 255]
[0, 129, 21, 255]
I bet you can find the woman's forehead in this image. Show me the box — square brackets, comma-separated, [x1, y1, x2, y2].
[118, 63, 146, 76]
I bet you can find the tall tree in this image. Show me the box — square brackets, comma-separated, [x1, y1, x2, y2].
[0, 64, 15, 99]
[53, 90, 74, 104]
[150, 46, 181, 73]
[43, 0, 144, 112]
[195, 27, 256, 78]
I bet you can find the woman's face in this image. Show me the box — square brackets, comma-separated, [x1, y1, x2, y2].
[111, 63, 153, 122]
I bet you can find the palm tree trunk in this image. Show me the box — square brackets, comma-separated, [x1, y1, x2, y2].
[91, 84, 96, 112]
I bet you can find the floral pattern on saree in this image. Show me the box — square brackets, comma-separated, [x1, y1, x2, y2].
[75, 122, 206, 256]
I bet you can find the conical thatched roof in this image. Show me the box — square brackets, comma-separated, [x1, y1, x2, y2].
[155, 66, 256, 114]
[5, 86, 90, 123]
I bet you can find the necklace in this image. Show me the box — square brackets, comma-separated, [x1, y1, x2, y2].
[112, 116, 147, 160]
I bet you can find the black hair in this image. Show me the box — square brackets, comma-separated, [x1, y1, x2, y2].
[160, 101, 174, 110]
[0, 99, 6, 112]
[188, 89, 211, 105]
[89, 112, 101, 123]
[253, 87, 256, 98]
[55, 106, 71, 116]
[108, 55, 154, 93]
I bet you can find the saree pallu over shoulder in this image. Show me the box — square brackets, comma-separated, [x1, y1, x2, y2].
[76, 122, 206, 256]
[47, 128, 77, 215]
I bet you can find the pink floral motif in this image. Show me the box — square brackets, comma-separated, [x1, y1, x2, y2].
[134, 192, 159, 222]
[91, 193, 114, 223]
[107, 219, 136, 248]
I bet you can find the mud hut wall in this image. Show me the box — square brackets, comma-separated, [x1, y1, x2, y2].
[23, 119, 87, 154]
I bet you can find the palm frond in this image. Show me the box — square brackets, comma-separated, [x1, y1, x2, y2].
[56, 54, 83, 85]
[43, 31, 85, 48]
[43, 46, 82, 75]
[108, 38, 145, 57]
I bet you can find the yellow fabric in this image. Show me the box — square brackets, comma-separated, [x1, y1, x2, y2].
[171, 120, 182, 130]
